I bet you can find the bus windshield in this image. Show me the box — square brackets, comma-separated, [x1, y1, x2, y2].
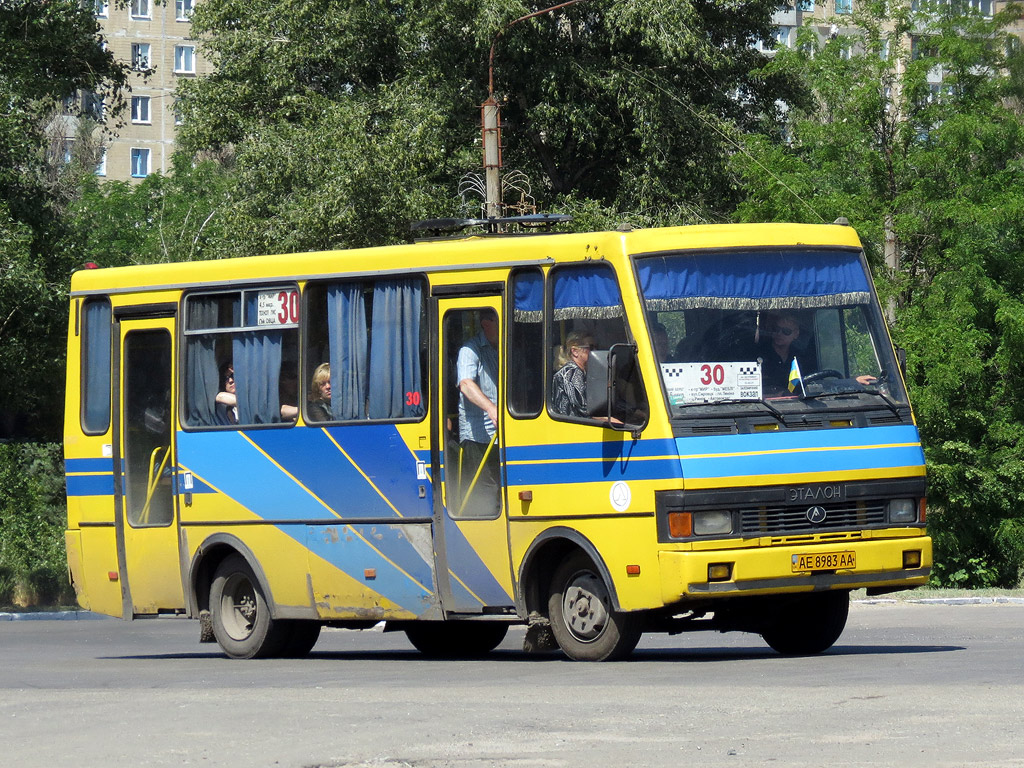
[636, 248, 908, 417]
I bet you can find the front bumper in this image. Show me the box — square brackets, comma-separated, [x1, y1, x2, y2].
[659, 535, 931, 601]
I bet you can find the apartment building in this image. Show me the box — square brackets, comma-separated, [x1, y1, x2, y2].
[90, 0, 210, 181]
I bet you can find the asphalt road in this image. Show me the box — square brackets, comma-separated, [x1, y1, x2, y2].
[2, 602, 1023, 768]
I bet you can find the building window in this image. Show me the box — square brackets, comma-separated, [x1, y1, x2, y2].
[174, 45, 196, 74]
[774, 26, 793, 49]
[836, 0, 852, 13]
[131, 96, 151, 124]
[131, 148, 151, 178]
[131, 43, 151, 71]
[96, 149, 107, 177]
[797, 0, 814, 10]
[94, 0, 108, 17]
[176, 0, 194, 20]
[967, 0, 993, 15]
[62, 141, 74, 166]
[82, 91, 105, 121]
[130, 0, 151, 18]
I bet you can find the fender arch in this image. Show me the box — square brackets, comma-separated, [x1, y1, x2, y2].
[516, 526, 624, 618]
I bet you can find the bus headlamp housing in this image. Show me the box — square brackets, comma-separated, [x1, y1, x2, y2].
[693, 510, 733, 536]
[887, 499, 917, 524]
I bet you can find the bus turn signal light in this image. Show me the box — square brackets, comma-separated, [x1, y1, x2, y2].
[903, 550, 922, 569]
[708, 563, 733, 582]
[626, 564, 641, 576]
[668, 512, 692, 538]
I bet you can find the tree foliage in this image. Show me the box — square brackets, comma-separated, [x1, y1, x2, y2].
[0, 0, 129, 439]
[176, 0, 798, 250]
[734, 2, 1024, 586]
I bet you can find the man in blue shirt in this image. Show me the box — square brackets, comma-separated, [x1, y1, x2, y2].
[456, 309, 500, 516]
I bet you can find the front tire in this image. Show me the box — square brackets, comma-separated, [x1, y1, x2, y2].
[547, 552, 642, 661]
[210, 554, 288, 659]
[760, 590, 850, 655]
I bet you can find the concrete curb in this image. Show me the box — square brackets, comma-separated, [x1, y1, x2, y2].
[0, 611, 110, 621]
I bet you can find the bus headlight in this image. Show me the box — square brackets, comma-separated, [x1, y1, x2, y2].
[888, 499, 917, 524]
[693, 510, 733, 536]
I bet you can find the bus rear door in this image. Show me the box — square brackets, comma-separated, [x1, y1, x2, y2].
[113, 311, 185, 616]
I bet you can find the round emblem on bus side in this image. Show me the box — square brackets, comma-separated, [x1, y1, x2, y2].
[806, 505, 827, 524]
[609, 481, 631, 512]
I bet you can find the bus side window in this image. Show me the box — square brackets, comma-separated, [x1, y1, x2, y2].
[81, 297, 112, 434]
[548, 263, 645, 424]
[303, 278, 426, 423]
[508, 268, 543, 417]
[182, 290, 298, 427]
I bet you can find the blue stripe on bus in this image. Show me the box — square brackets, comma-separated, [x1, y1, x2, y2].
[245, 426, 420, 519]
[675, 424, 925, 480]
[177, 430, 436, 614]
[505, 456, 683, 486]
[65, 457, 116, 474]
[505, 438, 677, 463]
[65, 474, 115, 497]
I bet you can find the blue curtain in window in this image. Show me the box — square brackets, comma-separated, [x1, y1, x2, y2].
[184, 299, 219, 427]
[82, 300, 112, 432]
[327, 282, 368, 420]
[552, 264, 623, 320]
[233, 331, 282, 424]
[637, 249, 871, 311]
[367, 278, 423, 419]
[513, 270, 543, 322]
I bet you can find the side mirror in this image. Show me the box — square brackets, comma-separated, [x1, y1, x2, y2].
[608, 343, 648, 437]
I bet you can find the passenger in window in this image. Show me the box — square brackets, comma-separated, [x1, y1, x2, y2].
[307, 363, 332, 422]
[215, 362, 299, 423]
[215, 363, 238, 425]
[551, 332, 593, 417]
[456, 309, 500, 516]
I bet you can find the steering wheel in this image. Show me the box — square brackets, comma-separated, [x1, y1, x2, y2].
[802, 369, 843, 384]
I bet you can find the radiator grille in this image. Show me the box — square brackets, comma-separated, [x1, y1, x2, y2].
[739, 502, 886, 536]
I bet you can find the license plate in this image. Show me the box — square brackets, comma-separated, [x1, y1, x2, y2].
[792, 550, 856, 572]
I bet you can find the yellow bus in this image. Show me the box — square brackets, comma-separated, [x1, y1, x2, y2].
[64, 220, 929, 661]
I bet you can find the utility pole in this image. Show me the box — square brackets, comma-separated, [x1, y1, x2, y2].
[482, 0, 588, 222]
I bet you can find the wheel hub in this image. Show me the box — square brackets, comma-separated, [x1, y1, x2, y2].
[562, 572, 610, 643]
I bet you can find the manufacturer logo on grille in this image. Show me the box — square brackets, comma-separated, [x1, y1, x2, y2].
[806, 506, 828, 524]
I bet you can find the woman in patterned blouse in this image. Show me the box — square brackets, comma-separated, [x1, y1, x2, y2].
[551, 331, 593, 417]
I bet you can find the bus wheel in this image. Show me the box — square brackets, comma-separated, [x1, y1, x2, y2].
[760, 591, 850, 655]
[278, 621, 322, 658]
[210, 554, 287, 659]
[547, 553, 641, 661]
[404, 622, 508, 657]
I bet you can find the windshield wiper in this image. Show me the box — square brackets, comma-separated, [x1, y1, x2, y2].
[684, 398, 786, 424]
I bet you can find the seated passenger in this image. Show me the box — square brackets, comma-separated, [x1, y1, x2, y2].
[215, 364, 238, 425]
[551, 332, 593, 417]
[307, 363, 332, 422]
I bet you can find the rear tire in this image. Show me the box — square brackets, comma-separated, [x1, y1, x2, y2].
[404, 622, 508, 657]
[210, 554, 288, 659]
[547, 552, 642, 661]
[760, 590, 850, 655]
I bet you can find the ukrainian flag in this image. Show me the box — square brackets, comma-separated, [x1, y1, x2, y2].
[788, 357, 804, 395]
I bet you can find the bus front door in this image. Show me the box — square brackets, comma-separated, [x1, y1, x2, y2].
[113, 316, 185, 617]
[433, 296, 515, 615]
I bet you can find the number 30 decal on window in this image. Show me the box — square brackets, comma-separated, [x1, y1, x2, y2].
[405, 391, 422, 407]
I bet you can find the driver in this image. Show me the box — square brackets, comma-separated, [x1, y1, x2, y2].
[759, 312, 802, 395]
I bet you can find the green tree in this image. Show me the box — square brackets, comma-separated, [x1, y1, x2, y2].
[733, 2, 1024, 586]
[0, 0, 129, 439]
[175, 0, 801, 252]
